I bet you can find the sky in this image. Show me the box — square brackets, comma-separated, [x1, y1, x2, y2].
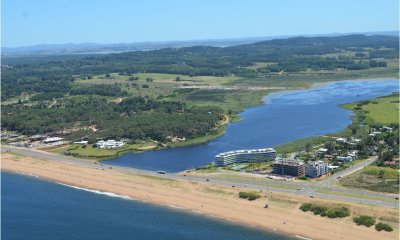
[2, 0, 399, 47]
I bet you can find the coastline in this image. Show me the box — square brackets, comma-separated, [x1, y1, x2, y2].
[2, 153, 398, 240]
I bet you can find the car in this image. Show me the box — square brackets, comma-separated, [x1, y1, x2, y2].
[183, 174, 186, 177]
[297, 187, 301, 190]
[245, 184, 248, 187]
[395, 197, 399, 200]
[206, 179, 209, 182]
[309, 195, 315, 198]
[157, 171, 166, 174]
[232, 185, 235, 188]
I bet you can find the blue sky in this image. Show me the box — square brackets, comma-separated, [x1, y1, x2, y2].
[2, 0, 399, 47]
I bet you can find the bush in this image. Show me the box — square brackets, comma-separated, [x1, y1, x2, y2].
[375, 222, 393, 232]
[239, 192, 260, 201]
[353, 215, 376, 227]
[325, 207, 350, 218]
[311, 205, 328, 215]
[299, 203, 350, 218]
[300, 203, 313, 212]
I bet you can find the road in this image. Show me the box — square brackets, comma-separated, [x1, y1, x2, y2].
[1, 146, 398, 208]
[317, 157, 378, 186]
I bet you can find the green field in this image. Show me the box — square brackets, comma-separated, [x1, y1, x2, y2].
[343, 93, 399, 125]
[232, 59, 399, 87]
[50, 142, 157, 160]
[339, 166, 400, 194]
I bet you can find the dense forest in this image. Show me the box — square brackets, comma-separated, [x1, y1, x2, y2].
[2, 34, 398, 100]
[1, 96, 223, 142]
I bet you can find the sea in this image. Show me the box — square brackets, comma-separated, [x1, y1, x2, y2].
[1, 172, 294, 240]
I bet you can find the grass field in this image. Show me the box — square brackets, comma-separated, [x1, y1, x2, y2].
[174, 89, 274, 115]
[274, 136, 328, 154]
[339, 166, 400, 194]
[232, 59, 399, 87]
[50, 142, 157, 159]
[343, 93, 399, 125]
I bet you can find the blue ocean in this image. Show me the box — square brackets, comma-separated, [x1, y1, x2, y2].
[1, 172, 294, 240]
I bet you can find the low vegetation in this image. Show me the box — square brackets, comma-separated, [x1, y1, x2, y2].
[353, 215, 376, 227]
[375, 222, 393, 232]
[300, 203, 350, 218]
[343, 93, 399, 125]
[339, 166, 400, 194]
[238, 191, 261, 201]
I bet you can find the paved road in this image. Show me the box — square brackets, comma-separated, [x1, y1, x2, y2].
[317, 157, 378, 186]
[2, 146, 398, 208]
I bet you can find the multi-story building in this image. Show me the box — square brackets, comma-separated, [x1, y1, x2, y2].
[305, 160, 329, 178]
[96, 140, 125, 149]
[214, 148, 276, 166]
[272, 159, 305, 177]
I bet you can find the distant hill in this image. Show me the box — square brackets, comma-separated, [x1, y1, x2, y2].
[2, 31, 398, 56]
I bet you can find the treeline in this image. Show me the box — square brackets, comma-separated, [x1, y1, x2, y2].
[70, 84, 127, 96]
[1, 96, 224, 142]
[2, 34, 398, 100]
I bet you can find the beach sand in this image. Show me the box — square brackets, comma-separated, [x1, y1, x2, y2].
[2, 153, 398, 240]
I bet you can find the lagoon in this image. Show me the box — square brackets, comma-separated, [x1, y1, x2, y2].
[105, 79, 399, 172]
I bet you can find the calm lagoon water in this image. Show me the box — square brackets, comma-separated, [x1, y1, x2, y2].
[1, 172, 294, 240]
[104, 79, 399, 172]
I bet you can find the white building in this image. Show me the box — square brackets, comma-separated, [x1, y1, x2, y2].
[315, 148, 328, 157]
[305, 161, 329, 178]
[215, 148, 276, 166]
[96, 140, 125, 149]
[336, 156, 353, 162]
[43, 137, 63, 143]
[74, 140, 88, 144]
[347, 150, 358, 160]
[383, 126, 393, 132]
[336, 138, 347, 144]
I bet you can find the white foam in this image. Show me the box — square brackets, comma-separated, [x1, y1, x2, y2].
[16, 171, 39, 178]
[56, 182, 134, 200]
[165, 204, 185, 210]
[296, 235, 312, 240]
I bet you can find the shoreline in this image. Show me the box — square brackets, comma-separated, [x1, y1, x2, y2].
[106, 77, 399, 160]
[45, 77, 398, 163]
[2, 153, 398, 240]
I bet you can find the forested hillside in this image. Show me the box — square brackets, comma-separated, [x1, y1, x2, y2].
[2, 34, 398, 100]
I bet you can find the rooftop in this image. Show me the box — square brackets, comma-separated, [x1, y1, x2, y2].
[215, 148, 276, 158]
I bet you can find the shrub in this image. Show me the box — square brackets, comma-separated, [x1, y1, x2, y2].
[300, 203, 313, 212]
[326, 207, 350, 218]
[299, 203, 350, 218]
[375, 222, 393, 232]
[311, 205, 328, 215]
[353, 215, 376, 227]
[238, 192, 260, 201]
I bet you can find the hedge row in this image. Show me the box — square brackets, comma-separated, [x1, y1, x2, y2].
[300, 203, 350, 218]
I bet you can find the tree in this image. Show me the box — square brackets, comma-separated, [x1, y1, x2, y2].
[105, 73, 111, 78]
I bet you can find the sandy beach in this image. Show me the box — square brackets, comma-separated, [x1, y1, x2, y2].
[2, 153, 398, 240]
